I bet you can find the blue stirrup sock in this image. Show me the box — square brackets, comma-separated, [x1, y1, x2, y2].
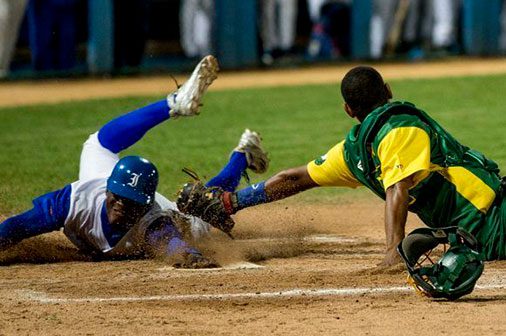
[233, 181, 268, 211]
[98, 99, 170, 153]
[206, 152, 248, 192]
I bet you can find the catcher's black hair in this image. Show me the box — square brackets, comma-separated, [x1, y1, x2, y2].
[340, 66, 390, 119]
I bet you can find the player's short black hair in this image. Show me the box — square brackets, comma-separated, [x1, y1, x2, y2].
[340, 66, 390, 119]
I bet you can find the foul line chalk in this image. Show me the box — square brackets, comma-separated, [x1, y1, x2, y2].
[156, 262, 265, 272]
[18, 283, 506, 305]
[235, 235, 358, 244]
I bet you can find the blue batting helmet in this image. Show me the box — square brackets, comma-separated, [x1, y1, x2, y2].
[106, 156, 159, 205]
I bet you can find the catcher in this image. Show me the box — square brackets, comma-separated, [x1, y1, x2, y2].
[0, 55, 269, 268]
[177, 65, 505, 269]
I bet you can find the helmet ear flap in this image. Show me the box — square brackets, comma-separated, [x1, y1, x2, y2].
[398, 226, 484, 300]
[455, 227, 480, 249]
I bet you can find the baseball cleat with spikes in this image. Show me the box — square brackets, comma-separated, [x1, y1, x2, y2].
[167, 55, 219, 118]
[234, 129, 269, 174]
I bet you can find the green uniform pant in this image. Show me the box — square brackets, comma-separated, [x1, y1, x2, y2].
[481, 195, 506, 260]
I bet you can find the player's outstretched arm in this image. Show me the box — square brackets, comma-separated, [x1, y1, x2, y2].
[264, 166, 319, 202]
[176, 166, 319, 233]
[221, 165, 318, 214]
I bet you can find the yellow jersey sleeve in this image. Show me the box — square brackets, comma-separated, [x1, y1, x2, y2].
[307, 140, 362, 188]
[377, 126, 432, 190]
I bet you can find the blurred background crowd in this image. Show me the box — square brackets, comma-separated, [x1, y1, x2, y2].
[1, 0, 506, 78]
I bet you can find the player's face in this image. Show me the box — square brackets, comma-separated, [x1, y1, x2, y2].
[105, 191, 150, 228]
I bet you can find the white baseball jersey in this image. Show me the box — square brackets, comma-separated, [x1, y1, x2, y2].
[62, 132, 210, 255]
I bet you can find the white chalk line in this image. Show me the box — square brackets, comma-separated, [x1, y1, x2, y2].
[156, 262, 265, 272]
[305, 235, 358, 244]
[235, 235, 358, 244]
[18, 283, 506, 305]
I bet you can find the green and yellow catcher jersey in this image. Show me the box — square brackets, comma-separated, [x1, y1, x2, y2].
[307, 101, 504, 260]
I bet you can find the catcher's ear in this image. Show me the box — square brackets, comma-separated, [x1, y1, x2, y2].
[344, 103, 355, 118]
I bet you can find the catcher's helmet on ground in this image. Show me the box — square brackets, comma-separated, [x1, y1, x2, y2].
[107, 156, 159, 205]
[397, 226, 484, 301]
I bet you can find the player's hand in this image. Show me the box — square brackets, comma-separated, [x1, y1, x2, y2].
[378, 248, 402, 267]
[173, 253, 220, 269]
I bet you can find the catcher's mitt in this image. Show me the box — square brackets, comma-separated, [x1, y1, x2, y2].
[176, 174, 235, 237]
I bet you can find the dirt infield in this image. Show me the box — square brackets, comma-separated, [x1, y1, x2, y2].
[2, 57, 506, 107]
[1, 201, 505, 335]
[1, 58, 506, 335]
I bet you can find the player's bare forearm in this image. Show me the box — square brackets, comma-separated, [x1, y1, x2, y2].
[176, 166, 318, 219]
[381, 177, 413, 266]
[264, 166, 318, 201]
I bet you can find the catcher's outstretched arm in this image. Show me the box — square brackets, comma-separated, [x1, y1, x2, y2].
[232, 165, 318, 212]
[264, 166, 319, 201]
[175, 166, 319, 232]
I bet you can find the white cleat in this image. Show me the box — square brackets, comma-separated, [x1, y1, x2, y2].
[234, 129, 269, 174]
[167, 55, 219, 118]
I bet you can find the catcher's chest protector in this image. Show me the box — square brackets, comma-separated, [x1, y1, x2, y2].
[343, 101, 496, 195]
[343, 101, 502, 228]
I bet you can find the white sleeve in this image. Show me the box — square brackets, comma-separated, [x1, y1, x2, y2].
[188, 216, 211, 240]
[79, 132, 119, 181]
[155, 192, 211, 240]
[155, 192, 179, 211]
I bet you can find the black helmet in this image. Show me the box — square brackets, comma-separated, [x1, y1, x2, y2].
[397, 226, 484, 301]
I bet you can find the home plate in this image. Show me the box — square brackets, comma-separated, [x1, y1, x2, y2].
[156, 262, 264, 272]
[224, 262, 265, 270]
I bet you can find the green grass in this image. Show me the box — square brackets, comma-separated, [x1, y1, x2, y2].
[0, 74, 505, 214]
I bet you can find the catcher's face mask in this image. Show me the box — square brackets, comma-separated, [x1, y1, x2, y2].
[397, 226, 484, 301]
